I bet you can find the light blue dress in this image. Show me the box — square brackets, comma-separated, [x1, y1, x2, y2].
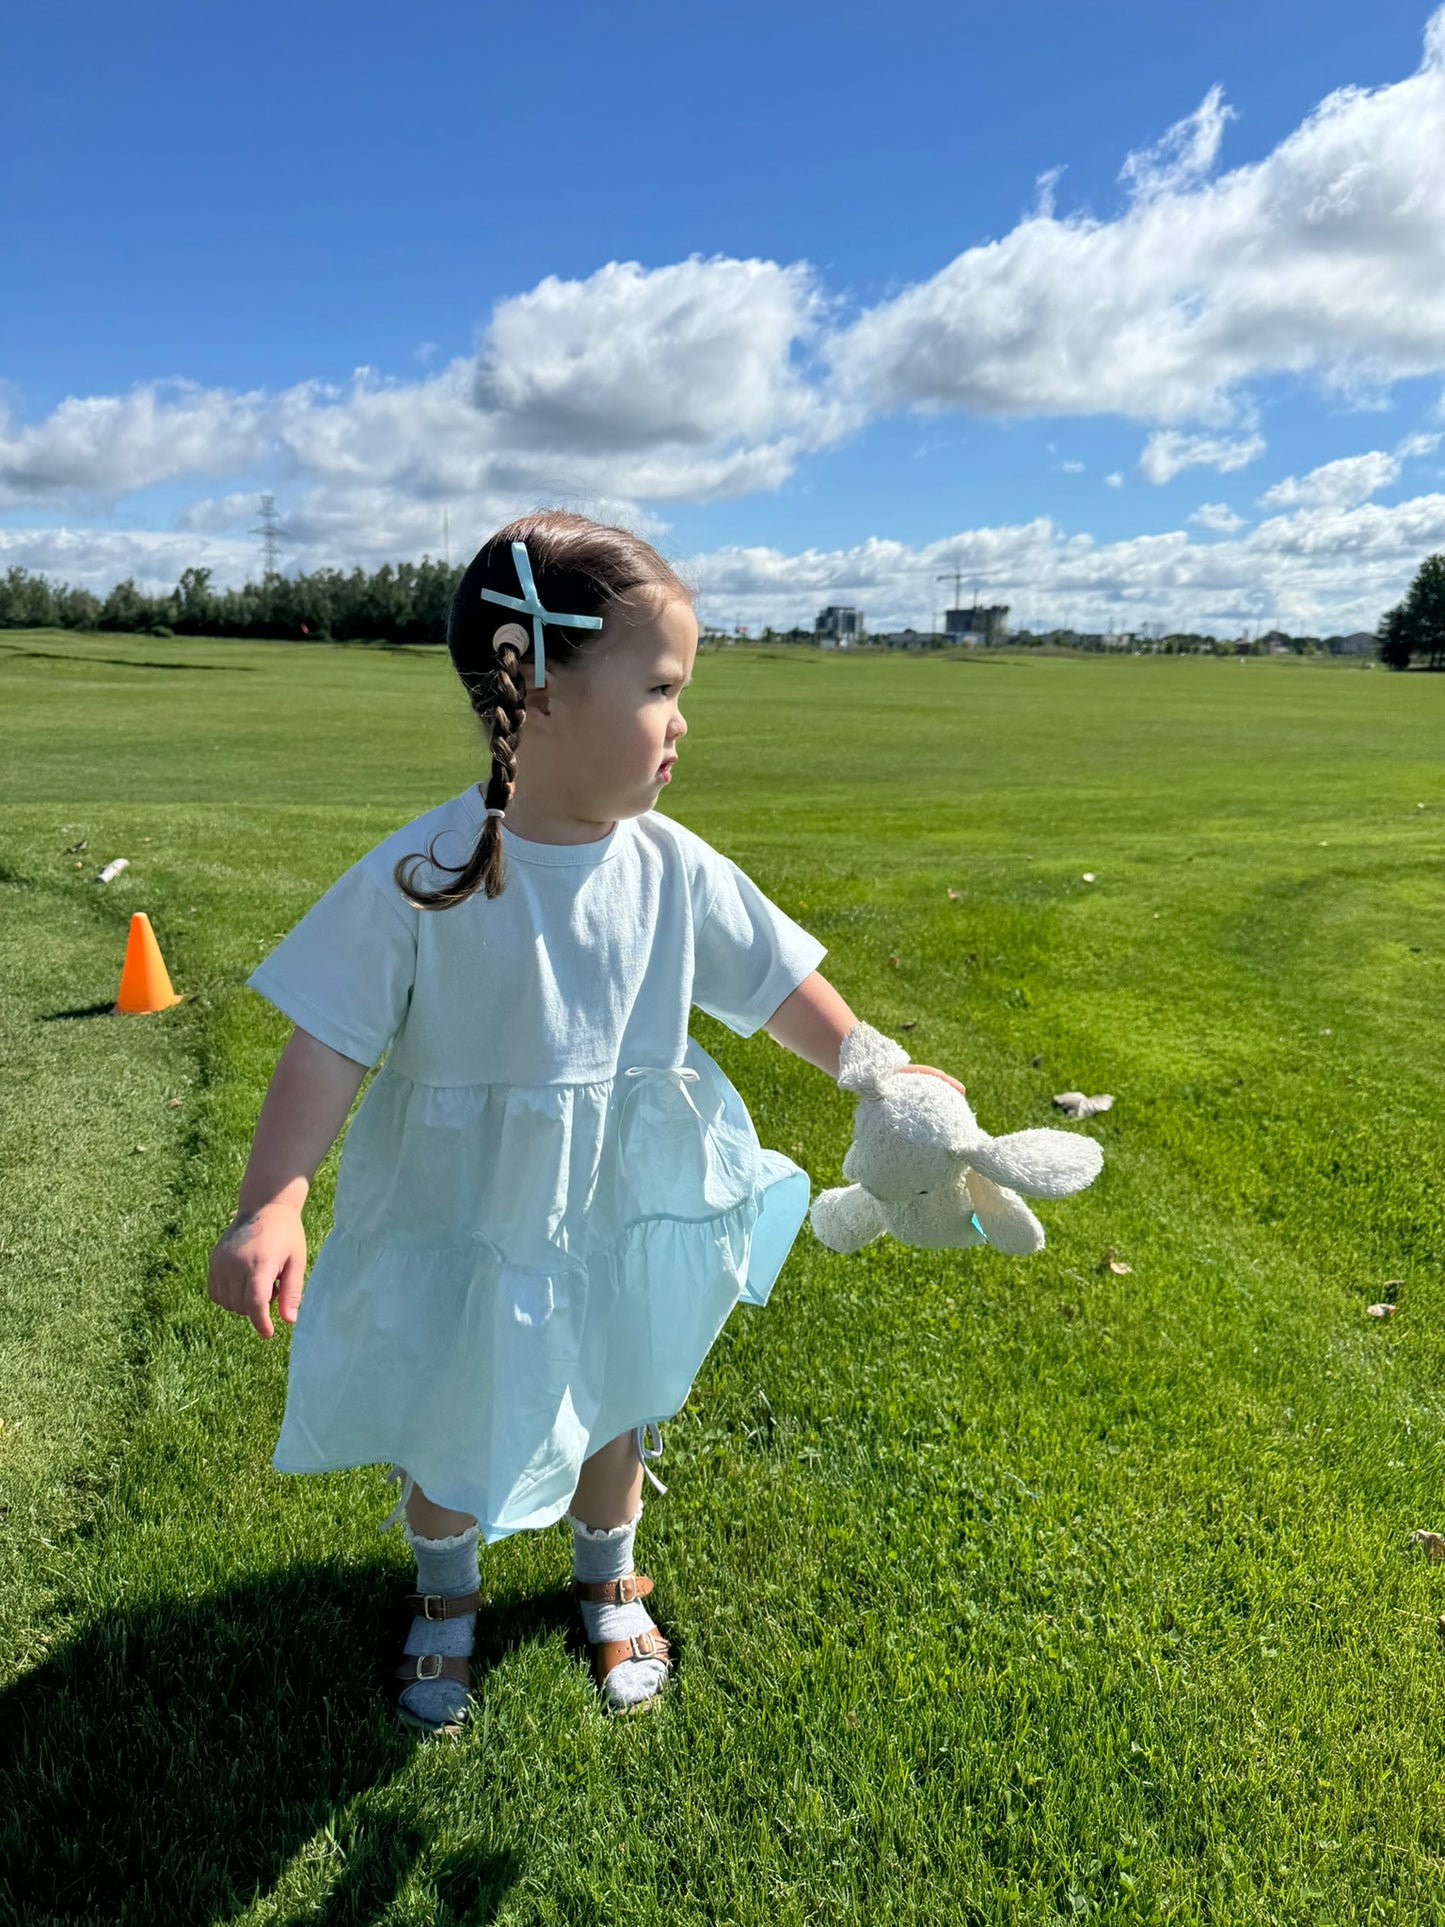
[246, 785, 827, 1541]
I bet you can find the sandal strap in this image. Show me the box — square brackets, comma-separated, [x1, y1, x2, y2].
[394, 1653, 472, 1687]
[575, 1572, 653, 1606]
[403, 1590, 483, 1619]
[589, 1628, 671, 1682]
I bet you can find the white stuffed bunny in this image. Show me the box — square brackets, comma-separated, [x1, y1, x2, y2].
[810, 1021, 1104, 1257]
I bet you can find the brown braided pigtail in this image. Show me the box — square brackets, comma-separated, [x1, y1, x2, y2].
[394, 630, 527, 906]
[394, 508, 692, 910]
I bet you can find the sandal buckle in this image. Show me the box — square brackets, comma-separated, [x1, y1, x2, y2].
[631, 1631, 658, 1660]
[421, 1594, 445, 1620]
[616, 1574, 639, 1605]
[415, 1653, 443, 1680]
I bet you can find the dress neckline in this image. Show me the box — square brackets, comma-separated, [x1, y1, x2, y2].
[460, 785, 627, 868]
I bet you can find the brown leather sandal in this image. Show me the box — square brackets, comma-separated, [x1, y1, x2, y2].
[392, 1588, 482, 1735]
[575, 1572, 673, 1712]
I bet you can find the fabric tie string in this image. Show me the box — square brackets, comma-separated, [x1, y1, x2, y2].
[615, 1063, 706, 1175]
[476, 540, 604, 689]
[633, 1420, 668, 1495]
[380, 1464, 416, 1535]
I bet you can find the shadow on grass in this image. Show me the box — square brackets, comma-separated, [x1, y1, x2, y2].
[329, 639, 445, 656]
[0, 645, 258, 673]
[0, 1561, 569, 1925]
[41, 1001, 118, 1021]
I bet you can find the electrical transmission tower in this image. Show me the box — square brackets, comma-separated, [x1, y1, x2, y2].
[253, 494, 285, 576]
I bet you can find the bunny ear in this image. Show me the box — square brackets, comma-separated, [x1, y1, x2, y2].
[965, 1173, 1046, 1255]
[836, 1021, 912, 1097]
[966, 1129, 1104, 1200]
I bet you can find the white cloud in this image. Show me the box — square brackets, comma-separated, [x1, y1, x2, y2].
[174, 490, 269, 534]
[1191, 502, 1246, 532]
[1031, 166, 1067, 221]
[1118, 84, 1236, 202]
[475, 256, 845, 454]
[1060, 459, 1085, 473]
[1257, 449, 1400, 511]
[0, 524, 256, 593]
[1105, 472, 1125, 488]
[1140, 431, 1266, 484]
[9, 485, 1445, 635]
[0, 258, 850, 535]
[674, 488, 1445, 637]
[1256, 431, 1445, 513]
[830, 10, 1445, 424]
[0, 382, 271, 508]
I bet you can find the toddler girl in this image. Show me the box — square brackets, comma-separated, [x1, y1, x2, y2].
[207, 510, 962, 1731]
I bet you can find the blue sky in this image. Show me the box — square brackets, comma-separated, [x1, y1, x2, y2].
[3, 0, 1444, 633]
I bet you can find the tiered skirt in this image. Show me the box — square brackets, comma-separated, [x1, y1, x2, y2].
[271, 1036, 810, 1539]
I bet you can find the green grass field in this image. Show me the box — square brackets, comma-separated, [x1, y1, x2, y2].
[2, 627, 1444, 1925]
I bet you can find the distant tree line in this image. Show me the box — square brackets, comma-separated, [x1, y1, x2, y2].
[739, 625, 1364, 658]
[0, 559, 463, 645]
[994, 629, 1337, 657]
[3, 548, 1444, 666]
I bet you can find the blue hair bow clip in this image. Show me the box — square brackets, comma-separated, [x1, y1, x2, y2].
[476, 539, 603, 688]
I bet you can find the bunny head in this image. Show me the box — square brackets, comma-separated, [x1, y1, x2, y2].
[810, 1024, 1104, 1260]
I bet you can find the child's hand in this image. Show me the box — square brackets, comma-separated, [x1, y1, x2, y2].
[207, 1204, 308, 1339]
[894, 1064, 968, 1100]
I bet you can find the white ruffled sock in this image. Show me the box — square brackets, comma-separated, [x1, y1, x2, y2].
[397, 1522, 480, 1730]
[569, 1508, 669, 1711]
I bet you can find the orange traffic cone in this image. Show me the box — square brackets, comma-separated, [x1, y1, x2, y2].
[114, 912, 183, 1015]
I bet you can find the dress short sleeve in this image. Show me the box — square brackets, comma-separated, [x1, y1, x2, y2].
[246, 859, 418, 1068]
[691, 854, 827, 1039]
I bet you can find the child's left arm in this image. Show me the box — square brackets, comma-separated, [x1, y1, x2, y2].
[762, 971, 967, 1096]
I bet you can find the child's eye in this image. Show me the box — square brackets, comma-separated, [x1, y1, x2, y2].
[652, 684, 674, 695]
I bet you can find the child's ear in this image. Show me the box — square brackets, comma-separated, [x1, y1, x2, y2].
[521, 669, 552, 717]
[526, 655, 592, 718]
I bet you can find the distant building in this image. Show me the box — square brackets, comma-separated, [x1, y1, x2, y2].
[816, 605, 862, 647]
[944, 604, 1010, 645]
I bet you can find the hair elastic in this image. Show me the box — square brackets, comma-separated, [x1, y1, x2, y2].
[476, 539, 603, 688]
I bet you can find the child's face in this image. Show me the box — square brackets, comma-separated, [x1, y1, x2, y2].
[518, 595, 697, 828]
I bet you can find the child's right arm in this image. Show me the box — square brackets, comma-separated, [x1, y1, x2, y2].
[206, 1026, 370, 1339]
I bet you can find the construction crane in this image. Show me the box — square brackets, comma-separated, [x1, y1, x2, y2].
[936, 566, 973, 614]
[936, 566, 981, 639]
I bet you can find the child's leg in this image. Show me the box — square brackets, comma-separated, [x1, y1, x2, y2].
[406, 1486, 477, 1540]
[569, 1431, 669, 1712]
[570, 1429, 645, 1527]
[394, 1481, 481, 1734]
